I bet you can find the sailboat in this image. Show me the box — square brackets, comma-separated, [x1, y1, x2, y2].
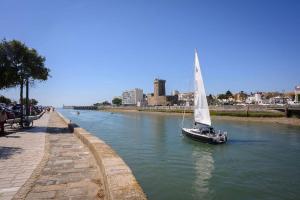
[182, 49, 228, 144]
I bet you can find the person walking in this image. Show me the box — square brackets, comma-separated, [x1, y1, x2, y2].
[0, 108, 8, 134]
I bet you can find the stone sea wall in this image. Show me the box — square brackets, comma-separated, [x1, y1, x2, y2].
[56, 112, 147, 200]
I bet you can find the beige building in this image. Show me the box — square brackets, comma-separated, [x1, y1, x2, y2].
[148, 79, 168, 106]
[147, 79, 178, 106]
[234, 91, 248, 103]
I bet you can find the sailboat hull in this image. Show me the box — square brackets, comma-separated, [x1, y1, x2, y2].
[182, 128, 227, 144]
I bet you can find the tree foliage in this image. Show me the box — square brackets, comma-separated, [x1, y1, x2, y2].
[101, 101, 111, 105]
[93, 103, 101, 107]
[21, 98, 38, 105]
[0, 39, 50, 121]
[0, 95, 12, 104]
[94, 101, 111, 106]
[112, 98, 122, 106]
[206, 94, 217, 105]
[225, 90, 233, 98]
[0, 39, 50, 90]
[218, 90, 233, 100]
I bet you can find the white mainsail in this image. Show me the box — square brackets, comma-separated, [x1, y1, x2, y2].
[194, 50, 211, 126]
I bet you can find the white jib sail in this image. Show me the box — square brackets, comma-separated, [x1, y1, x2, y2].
[194, 50, 211, 126]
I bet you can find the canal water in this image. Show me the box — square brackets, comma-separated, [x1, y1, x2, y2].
[58, 109, 300, 200]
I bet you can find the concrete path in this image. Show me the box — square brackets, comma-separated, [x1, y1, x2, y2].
[0, 112, 104, 200]
[18, 112, 104, 200]
[0, 114, 49, 200]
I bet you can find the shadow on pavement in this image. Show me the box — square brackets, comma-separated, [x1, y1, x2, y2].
[20, 126, 70, 134]
[0, 146, 23, 159]
[47, 127, 71, 134]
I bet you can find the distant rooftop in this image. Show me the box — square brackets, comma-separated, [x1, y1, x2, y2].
[154, 78, 166, 82]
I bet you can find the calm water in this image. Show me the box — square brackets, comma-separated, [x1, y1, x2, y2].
[58, 109, 300, 200]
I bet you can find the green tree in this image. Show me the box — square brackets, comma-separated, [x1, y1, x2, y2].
[101, 101, 111, 106]
[0, 39, 50, 123]
[225, 90, 233, 98]
[30, 98, 38, 106]
[93, 103, 101, 107]
[218, 94, 227, 100]
[112, 98, 122, 106]
[21, 98, 38, 106]
[0, 95, 12, 104]
[206, 94, 214, 105]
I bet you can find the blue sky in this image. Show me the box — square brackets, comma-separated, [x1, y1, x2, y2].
[0, 0, 299, 107]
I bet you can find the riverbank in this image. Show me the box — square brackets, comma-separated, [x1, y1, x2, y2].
[99, 108, 300, 127]
[56, 112, 147, 200]
[0, 111, 146, 199]
[212, 115, 300, 126]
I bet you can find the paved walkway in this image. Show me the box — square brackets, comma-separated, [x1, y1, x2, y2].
[0, 112, 104, 200]
[0, 114, 49, 200]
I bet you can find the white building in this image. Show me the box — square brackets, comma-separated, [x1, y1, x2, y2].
[269, 96, 291, 105]
[254, 93, 262, 102]
[122, 88, 143, 105]
[246, 92, 263, 104]
[178, 92, 194, 106]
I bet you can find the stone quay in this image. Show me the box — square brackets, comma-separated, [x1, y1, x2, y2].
[0, 111, 146, 200]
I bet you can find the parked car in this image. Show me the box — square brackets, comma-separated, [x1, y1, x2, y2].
[0, 105, 16, 119]
[11, 104, 23, 118]
[4, 108, 16, 119]
[0, 103, 6, 107]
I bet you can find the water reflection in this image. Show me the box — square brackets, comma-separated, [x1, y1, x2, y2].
[182, 138, 215, 199]
[229, 139, 268, 144]
[193, 147, 214, 198]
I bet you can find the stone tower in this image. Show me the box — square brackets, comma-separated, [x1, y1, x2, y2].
[295, 85, 300, 102]
[154, 79, 166, 97]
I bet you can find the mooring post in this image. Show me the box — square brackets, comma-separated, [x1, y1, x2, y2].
[246, 105, 249, 117]
[285, 104, 289, 118]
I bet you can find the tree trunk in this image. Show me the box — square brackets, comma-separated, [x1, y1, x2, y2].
[20, 80, 24, 127]
[25, 78, 29, 116]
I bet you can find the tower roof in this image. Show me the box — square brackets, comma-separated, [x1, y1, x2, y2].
[154, 78, 166, 82]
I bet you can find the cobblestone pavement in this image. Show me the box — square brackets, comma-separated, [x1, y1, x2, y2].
[20, 112, 104, 200]
[0, 114, 49, 200]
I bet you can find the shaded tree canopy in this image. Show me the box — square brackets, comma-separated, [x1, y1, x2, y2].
[218, 90, 233, 100]
[21, 98, 38, 105]
[218, 94, 227, 100]
[225, 90, 233, 98]
[112, 98, 122, 106]
[0, 95, 11, 104]
[207, 94, 217, 105]
[94, 101, 111, 106]
[0, 39, 50, 89]
[93, 103, 101, 107]
[101, 101, 111, 106]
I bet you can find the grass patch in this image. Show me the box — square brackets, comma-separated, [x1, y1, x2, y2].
[210, 110, 284, 117]
[137, 109, 285, 117]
